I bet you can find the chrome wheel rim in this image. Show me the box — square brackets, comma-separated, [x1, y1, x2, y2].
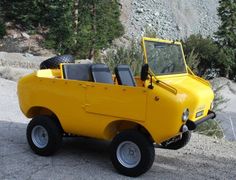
[31, 125, 49, 148]
[116, 141, 141, 168]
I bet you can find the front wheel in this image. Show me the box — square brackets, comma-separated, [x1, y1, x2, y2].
[26, 115, 62, 156]
[110, 130, 155, 177]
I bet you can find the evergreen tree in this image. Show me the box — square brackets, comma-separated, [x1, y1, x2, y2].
[215, 0, 236, 79]
[46, 0, 124, 59]
[183, 34, 230, 77]
[0, 0, 124, 58]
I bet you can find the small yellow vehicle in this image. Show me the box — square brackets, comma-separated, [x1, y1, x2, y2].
[17, 37, 216, 177]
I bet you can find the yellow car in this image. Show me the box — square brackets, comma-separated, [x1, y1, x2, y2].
[17, 37, 215, 177]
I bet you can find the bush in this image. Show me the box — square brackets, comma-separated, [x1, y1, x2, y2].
[0, 1, 124, 59]
[182, 34, 233, 77]
[101, 40, 143, 75]
[195, 82, 228, 139]
[195, 119, 224, 139]
[185, 50, 199, 74]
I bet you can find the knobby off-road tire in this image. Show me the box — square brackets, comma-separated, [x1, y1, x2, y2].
[162, 131, 191, 150]
[26, 115, 62, 156]
[110, 130, 155, 177]
[40, 54, 75, 69]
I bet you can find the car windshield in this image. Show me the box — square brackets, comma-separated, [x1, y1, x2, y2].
[144, 40, 187, 75]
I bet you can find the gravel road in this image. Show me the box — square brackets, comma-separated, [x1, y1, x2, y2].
[0, 77, 236, 179]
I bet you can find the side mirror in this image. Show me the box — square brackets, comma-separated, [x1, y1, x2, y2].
[141, 64, 149, 81]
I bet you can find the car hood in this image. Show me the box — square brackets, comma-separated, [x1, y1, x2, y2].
[157, 74, 214, 120]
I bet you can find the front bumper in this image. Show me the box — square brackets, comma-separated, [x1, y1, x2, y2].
[186, 110, 216, 130]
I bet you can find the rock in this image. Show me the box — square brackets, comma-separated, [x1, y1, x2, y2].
[23, 53, 34, 58]
[136, 8, 144, 13]
[13, 33, 18, 39]
[21, 32, 30, 39]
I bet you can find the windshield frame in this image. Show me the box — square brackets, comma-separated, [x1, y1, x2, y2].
[142, 37, 188, 77]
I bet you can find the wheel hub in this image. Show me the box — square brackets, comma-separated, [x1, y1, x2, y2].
[116, 141, 141, 168]
[31, 125, 49, 148]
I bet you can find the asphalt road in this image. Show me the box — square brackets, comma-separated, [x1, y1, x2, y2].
[0, 78, 236, 179]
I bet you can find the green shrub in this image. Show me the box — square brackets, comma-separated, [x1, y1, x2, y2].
[0, 0, 124, 59]
[195, 83, 228, 139]
[182, 34, 233, 77]
[143, 26, 157, 38]
[102, 40, 143, 75]
[185, 50, 199, 74]
[195, 119, 224, 138]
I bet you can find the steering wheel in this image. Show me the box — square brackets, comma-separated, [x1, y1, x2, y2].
[161, 63, 175, 74]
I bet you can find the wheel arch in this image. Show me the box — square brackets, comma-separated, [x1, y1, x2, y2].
[26, 106, 63, 131]
[103, 120, 154, 142]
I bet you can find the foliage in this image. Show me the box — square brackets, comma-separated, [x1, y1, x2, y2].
[212, 83, 229, 112]
[45, 0, 124, 58]
[143, 26, 157, 38]
[185, 50, 199, 74]
[182, 34, 232, 77]
[215, 0, 236, 80]
[0, 0, 51, 29]
[195, 119, 224, 139]
[195, 82, 228, 139]
[102, 40, 143, 75]
[0, 0, 124, 59]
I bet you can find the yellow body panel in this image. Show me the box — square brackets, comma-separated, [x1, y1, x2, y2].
[17, 37, 214, 144]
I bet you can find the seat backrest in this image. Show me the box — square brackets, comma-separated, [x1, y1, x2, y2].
[62, 63, 92, 81]
[114, 65, 136, 86]
[91, 64, 113, 84]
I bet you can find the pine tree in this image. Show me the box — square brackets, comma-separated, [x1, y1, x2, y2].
[0, 0, 124, 58]
[46, 0, 124, 59]
[216, 0, 236, 79]
[0, 0, 52, 29]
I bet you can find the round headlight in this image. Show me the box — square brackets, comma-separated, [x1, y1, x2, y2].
[182, 109, 189, 122]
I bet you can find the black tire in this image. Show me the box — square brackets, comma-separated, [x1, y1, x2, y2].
[110, 130, 155, 177]
[26, 115, 62, 156]
[40, 54, 75, 69]
[162, 131, 191, 150]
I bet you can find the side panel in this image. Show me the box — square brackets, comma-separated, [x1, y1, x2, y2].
[18, 76, 87, 132]
[85, 83, 147, 122]
[18, 74, 148, 139]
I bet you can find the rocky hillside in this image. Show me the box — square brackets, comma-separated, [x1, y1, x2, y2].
[120, 0, 220, 39]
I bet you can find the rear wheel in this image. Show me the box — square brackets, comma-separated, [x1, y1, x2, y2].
[110, 130, 155, 177]
[27, 115, 62, 156]
[161, 131, 191, 150]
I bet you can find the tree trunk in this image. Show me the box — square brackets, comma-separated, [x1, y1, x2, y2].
[73, 0, 79, 44]
[88, 1, 96, 60]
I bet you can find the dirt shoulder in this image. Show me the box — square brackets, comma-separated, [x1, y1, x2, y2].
[0, 77, 235, 179]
